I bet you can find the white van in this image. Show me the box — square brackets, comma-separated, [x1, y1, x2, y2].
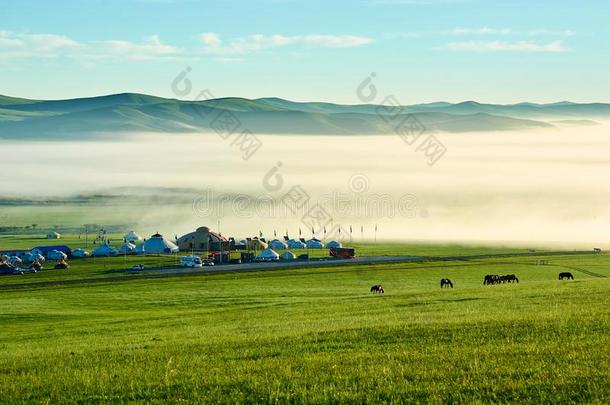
[180, 255, 203, 268]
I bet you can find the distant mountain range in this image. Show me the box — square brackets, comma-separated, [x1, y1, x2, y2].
[0, 93, 608, 138]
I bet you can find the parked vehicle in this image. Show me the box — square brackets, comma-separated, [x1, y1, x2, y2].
[202, 259, 215, 267]
[131, 264, 145, 271]
[180, 256, 203, 268]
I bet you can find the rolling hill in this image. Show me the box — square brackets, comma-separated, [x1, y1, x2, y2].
[0, 93, 607, 139]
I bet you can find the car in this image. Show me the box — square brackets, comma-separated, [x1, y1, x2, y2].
[131, 264, 145, 271]
[202, 259, 215, 267]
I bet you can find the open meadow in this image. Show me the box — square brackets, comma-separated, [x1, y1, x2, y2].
[1, 243, 608, 403]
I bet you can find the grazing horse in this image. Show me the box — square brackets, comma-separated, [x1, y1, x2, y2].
[593, 248, 602, 253]
[483, 274, 499, 285]
[502, 274, 519, 283]
[440, 278, 453, 288]
[370, 284, 385, 294]
[558, 272, 574, 280]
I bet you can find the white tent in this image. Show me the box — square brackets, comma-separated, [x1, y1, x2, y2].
[287, 239, 306, 249]
[8, 256, 23, 266]
[23, 252, 45, 263]
[124, 231, 143, 243]
[306, 238, 324, 249]
[118, 242, 136, 254]
[92, 244, 118, 257]
[255, 248, 279, 261]
[268, 239, 288, 250]
[136, 233, 179, 254]
[46, 231, 61, 239]
[279, 251, 296, 261]
[327, 240, 342, 249]
[72, 249, 90, 258]
[47, 250, 67, 261]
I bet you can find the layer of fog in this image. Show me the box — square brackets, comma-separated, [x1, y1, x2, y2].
[1, 124, 609, 247]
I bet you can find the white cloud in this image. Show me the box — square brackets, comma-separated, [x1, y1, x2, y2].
[451, 27, 512, 36]
[0, 31, 181, 62]
[199, 33, 374, 55]
[446, 40, 567, 53]
[99, 35, 181, 60]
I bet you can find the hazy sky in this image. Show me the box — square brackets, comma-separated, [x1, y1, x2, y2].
[1, 0, 609, 104]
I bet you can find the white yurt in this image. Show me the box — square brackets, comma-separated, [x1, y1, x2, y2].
[118, 242, 136, 254]
[306, 238, 324, 249]
[72, 249, 90, 258]
[326, 240, 342, 249]
[47, 250, 68, 261]
[136, 233, 179, 254]
[124, 231, 143, 243]
[246, 239, 268, 250]
[279, 251, 296, 261]
[9, 256, 23, 266]
[23, 252, 45, 263]
[256, 248, 279, 261]
[287, 239, 307, 249]
[92, 244, 119, 257]
[46, 231, 61, 239]
[268, 239, 288, 250]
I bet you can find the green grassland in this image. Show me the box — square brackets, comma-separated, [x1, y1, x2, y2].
[0, 238, 608, 403]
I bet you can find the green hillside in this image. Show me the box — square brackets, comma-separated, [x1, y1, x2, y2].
[0, 92, 607, 138]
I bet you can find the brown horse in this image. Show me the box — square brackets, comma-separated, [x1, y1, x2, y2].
[558, 272, 574, 280]
[440, 278, 453, 288]
[370, 284, 385, 294]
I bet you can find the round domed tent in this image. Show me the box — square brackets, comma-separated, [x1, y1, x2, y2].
[287, 239, 306, 249]
[92, 244, 118, 257]
[136, 233, 179, 254]
[326, 240, 342, 249]
[72, 248, 90, 258]
[246, 239, 268, 250]
[124, 231, 143, 244]
[255, 248, 279, 262]
[279, 251, 296, 261]
[118, 242, 136, 254]
[23, 252, 45, 263]
[47, 250, 67, 261]
[268, 239, 287, 250]
[306, 238, 324, 249]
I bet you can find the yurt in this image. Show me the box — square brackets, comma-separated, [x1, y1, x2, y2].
[92, 244, 119, 257]
[72, 249, 90, 258]
[279, 251, 296, 261]
[8, 256, 23, 266]
[177, 226, 229, 252]
[306, 238, 324, 249]
[268, 239, 288, 250]
[118, 242, 136, 254]
[124, 231, 143, 244]
[136, 233, 179, 254]
[255, 248, 279, 262]
[47, 250, 68, 261]
[287, 239, 306, 249]
[23, 252, 45, 263]
[326, 240, 342, 249]
[246, 239, 268, 250]
[46, 231, 61, 239]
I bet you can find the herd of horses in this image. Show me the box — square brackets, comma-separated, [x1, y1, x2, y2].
[370, 272, 575, 293]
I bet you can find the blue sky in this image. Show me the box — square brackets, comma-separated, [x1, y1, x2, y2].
[1, 0, 609, 103]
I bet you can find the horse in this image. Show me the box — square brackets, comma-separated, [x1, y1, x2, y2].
[440, 278, 453, 288]
[593, 248, 602, 253]
[483, 274, 499, 285]
[558, 272, 574, 280]
[370, 284, 385, 294]
[501, 274, 519, 283]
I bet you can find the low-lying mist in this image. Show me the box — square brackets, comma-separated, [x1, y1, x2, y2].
[1, 125, 609, 247]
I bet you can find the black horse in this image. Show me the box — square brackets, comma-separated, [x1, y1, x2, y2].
[370, 284, 385, 294]
[500, 274, 519, 283]
[483, 274, 499, 285]
[440, 278, 453, 288]
[558, 272, 574, 280]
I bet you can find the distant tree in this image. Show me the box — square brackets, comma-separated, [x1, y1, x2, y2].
[32, 224, 38, 230]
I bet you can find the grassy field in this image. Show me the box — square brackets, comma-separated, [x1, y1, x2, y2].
[0, 243, 608, 403]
